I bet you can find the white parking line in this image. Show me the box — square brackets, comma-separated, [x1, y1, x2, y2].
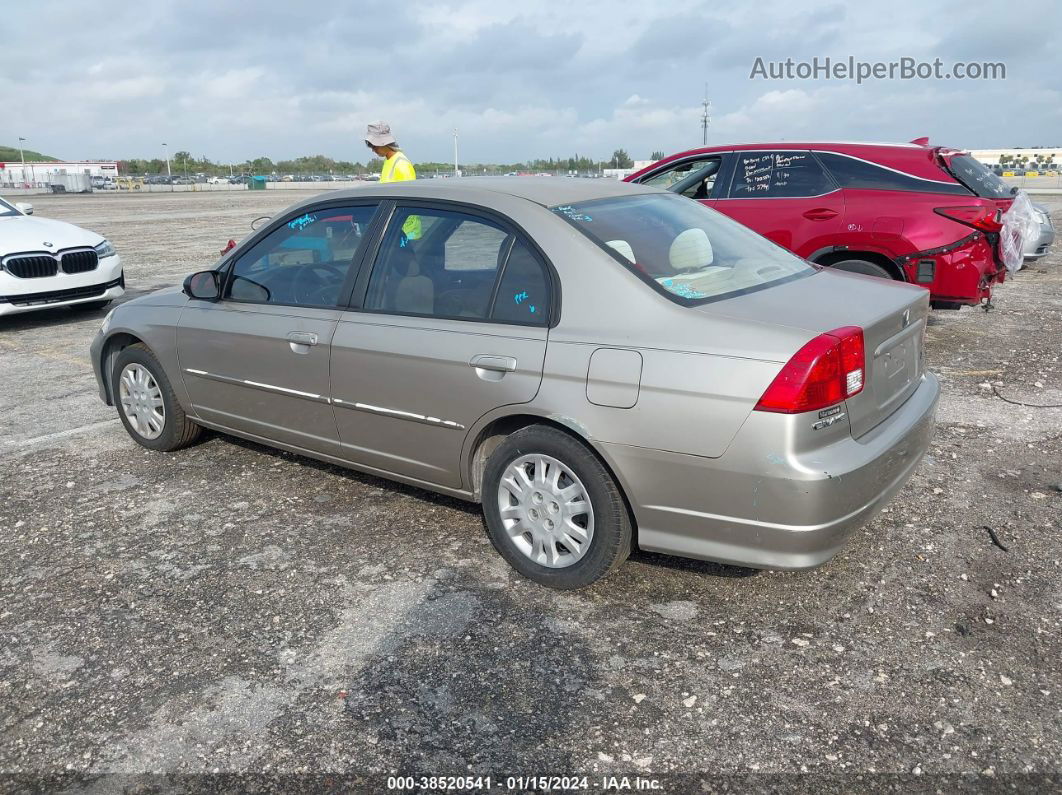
[6, 418, 120, 449]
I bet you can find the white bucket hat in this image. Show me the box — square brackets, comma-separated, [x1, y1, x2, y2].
[365, 121, 397, 147]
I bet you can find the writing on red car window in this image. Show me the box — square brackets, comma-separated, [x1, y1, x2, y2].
[733, 153, 812, 195]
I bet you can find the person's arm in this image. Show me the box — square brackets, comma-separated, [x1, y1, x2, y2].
[394, 158, 416, 181]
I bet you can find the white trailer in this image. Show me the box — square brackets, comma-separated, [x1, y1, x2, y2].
[48, 172, 93, 193]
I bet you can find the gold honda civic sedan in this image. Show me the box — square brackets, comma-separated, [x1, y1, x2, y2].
[91, 178, 938, 588]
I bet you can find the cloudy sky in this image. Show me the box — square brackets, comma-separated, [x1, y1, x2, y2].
[3, 0, 1060, 165]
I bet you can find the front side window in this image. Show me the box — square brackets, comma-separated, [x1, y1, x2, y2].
[0, 197, 19, 217]
[640, 158, 721, 200]
[728, 151, 835, 198]
[364, 206, 550, 324]
[227, 204, 379, 306]
[553, 193, 812, 304]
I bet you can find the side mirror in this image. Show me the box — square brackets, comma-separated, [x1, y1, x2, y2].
[15, 202, 33, 215]
[183, 270, 221, 300]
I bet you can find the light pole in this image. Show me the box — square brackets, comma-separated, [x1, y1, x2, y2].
[700, 86, 712, 146]
[162, 143, 172, 191]
[454, 129, 459, 178]
[18, 136, 27, 188]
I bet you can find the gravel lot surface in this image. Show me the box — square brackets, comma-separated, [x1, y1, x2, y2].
[1, 191, 1060, 790]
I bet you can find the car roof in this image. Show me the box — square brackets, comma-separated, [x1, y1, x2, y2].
[664, 140, 931, 154]
[290, 176, 659, 209]
[634, 140, 958, 183]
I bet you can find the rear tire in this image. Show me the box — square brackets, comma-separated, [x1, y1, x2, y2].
[829, 258, 893, 279]
[482, 425, 631, 589]
[111, 343, 203, 452]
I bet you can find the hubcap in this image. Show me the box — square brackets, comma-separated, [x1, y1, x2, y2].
[118, 363, 165, 440]
[497, 454, 594, 568]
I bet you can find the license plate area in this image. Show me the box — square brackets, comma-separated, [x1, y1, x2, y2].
[871, 323, 922, 414]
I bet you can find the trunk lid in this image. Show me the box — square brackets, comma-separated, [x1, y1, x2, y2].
[700, 269, 929, 437]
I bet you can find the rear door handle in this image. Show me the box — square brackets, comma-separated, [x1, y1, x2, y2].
[802, 208, 839, 221]
[287, 331, 318, 353]
[470, 354, 517, 375]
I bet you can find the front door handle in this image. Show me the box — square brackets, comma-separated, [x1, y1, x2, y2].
[287, 331, 318, 354]
[470, 354, 517, 381]
[470, 354, 517, 372]
[802, 208, 839, 221]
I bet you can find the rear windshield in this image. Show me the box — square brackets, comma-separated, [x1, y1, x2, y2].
[552, 192, 813, 304]
[946, 154, 1014, 199]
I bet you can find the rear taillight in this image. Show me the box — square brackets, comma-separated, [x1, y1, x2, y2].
[934, 205, 1002, 232]
[755, 326, 865, 414]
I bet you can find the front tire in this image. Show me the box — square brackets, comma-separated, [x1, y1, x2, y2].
[482, 426, 631, 588]
[111, 343, 203, 452]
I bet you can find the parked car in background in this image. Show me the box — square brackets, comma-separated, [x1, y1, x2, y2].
[1, 195, 123, 316]
[90, 178, 937, 588]
[1026, 203, 1056, 260]
[627, 140, 1021, 309]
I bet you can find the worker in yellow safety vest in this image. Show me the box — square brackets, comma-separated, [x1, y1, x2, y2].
[365, 121, 420, 241]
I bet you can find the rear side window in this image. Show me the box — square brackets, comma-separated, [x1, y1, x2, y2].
[363, 206, 550, 325]
[492, 240, 550, 324]
[728, 151, 835, 198]
[816, 151, 968, 195]
[945, 154, 1014, 199]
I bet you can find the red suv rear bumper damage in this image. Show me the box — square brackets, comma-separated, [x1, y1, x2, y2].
[896, 232, 1005, 307]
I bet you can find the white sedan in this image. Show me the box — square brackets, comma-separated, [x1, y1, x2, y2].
[0, 196, 124, 316]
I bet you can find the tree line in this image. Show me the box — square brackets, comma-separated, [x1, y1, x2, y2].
[116, 149, 662, 176]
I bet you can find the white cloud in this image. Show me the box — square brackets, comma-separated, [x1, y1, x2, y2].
[2, 0, 1058, 163]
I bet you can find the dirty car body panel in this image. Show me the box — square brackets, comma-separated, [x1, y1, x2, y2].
[91, 178, 939, 574]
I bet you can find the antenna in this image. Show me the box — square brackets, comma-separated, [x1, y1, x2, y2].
[700, 85, 711, 146]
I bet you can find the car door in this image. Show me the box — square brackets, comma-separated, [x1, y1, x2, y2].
[713, 150, 845, 258]
[177, 202, 381, 453]
[330, 202, 553, 489]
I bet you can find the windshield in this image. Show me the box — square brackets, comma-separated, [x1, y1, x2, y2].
[552, 192, 814, 304]
[0, 197, 19, 217]
[946, 154, 1014, 199]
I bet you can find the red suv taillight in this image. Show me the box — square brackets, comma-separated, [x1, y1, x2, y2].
[754, 326, 865, 414]
[933, 205, 1003, 232]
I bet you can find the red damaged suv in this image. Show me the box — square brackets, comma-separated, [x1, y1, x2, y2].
[626, 140, 1016, 309]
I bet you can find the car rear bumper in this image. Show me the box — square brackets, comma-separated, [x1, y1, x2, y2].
[602, 371, 940, 570]
[1024, 223, 1055, 260]
[0, 255, 124, 316]
[898, 234, 1002, 306]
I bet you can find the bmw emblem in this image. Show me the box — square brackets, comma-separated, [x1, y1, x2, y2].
[43, 241, 53, 248]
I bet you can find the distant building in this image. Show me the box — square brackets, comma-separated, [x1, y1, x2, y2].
[602, 160, 654, 180]
[969, 148, 1061, 168]
[0, 161, 118, 188]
